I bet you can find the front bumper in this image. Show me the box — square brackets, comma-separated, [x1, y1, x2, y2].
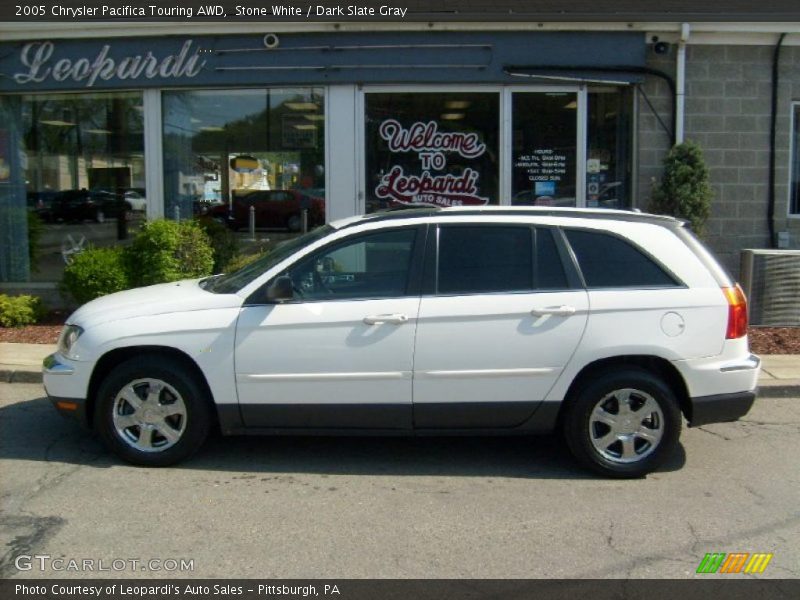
[43, 353, 90, 429]
[688, 390, 756, 427]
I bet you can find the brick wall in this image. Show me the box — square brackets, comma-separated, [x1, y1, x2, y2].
[637, 43, 800, 276]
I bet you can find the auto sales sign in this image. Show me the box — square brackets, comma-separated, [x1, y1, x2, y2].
[375, 119, 490, 208]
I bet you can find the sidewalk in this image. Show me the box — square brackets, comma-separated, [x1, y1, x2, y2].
[1, 342, 797, 397]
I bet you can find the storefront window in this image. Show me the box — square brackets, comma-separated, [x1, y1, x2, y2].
[511, 92, 577, 207]
[15, 92, 145, 282]
[162, 89, 325, 234]
[791, 103, 800, 216]
[365, 92, 499, 211]
[587, 88, 633, 209]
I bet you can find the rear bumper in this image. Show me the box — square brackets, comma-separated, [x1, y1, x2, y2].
[688, 390, 756, 427]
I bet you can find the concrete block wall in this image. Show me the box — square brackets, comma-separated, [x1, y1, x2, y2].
[637, 43, 800, 276]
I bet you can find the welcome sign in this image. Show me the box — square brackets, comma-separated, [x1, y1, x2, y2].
[374, 119, 490, 207]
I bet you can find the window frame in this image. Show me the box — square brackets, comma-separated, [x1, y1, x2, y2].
[559, 226, 687, 290]
[247, 224, 428, 305]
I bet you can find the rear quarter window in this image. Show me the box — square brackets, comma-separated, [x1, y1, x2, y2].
[564, 229, 680, 288]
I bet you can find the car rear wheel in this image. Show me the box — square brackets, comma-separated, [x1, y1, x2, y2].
[287, 214, 302, 232]
[95, 357, 212, 466]
[95, 209, 105, 224]
[563, 368, 681, 478]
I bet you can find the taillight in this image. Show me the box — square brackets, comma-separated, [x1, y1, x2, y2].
[722, 284, 748, 339]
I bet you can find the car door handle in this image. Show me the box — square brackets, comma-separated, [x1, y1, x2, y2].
[363, 313, 409, 325]
[530, 305, 576, 317]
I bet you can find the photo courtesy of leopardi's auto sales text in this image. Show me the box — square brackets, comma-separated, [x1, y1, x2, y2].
[1, 1, 800, 598]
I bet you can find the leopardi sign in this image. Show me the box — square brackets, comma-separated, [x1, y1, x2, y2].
[13, 40, 207, 88]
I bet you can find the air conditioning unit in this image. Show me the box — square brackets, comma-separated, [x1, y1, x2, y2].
[740, 249, 800, 327]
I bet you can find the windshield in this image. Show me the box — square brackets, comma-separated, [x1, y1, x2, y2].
[203, 225, 335, 294]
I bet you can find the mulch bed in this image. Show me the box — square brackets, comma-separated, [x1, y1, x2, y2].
[747, 328, 800, 355]
[2, 311, 799, 354]
[0, 310, 69, 345]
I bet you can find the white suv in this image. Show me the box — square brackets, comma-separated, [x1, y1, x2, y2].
[43, 207, 760, 477]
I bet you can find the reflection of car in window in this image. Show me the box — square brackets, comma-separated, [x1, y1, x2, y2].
[122, 189, 147, 212]
[207, 189, 325, 232]
[26, 190, 58, 221]
[46, 189, 132, 224]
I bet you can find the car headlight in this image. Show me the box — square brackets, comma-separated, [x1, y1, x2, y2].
[58, 324, 84, 359]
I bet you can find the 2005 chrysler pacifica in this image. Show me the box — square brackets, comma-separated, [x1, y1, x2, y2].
[44, 207, 760, 477]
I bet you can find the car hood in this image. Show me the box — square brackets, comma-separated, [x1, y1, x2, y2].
[67, 278, 243, 329]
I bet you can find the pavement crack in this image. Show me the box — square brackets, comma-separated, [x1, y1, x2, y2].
[0, 515, 66, 578]
[695, 426, 733, 441]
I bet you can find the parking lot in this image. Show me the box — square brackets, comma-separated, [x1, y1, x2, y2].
[0, 382, 797, 579]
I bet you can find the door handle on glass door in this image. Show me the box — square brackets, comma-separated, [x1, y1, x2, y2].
[363, 314, 409, 325]
[530, 306, 576, 317]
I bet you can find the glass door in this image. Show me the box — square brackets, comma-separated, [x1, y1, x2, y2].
[510, 91, 579, 207]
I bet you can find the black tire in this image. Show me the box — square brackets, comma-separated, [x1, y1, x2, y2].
[563, 368, 682, 478]
[94, 356, 212, 467]
[287, 214, 301, 232]
[95, 209, 105, 224]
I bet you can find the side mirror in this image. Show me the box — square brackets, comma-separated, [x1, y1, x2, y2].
[265, 276, 294, 303]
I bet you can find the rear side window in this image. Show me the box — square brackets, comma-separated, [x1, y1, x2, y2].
[564, 229, 679, 288]
[438, 226, 533, 294]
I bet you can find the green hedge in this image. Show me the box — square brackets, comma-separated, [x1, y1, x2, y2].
[124, 219, 215, 287]
[61, 247, 129, 305]
[60, 219, 218, 304]
[0, 294, 45, 327]
[196, 216, 240, 273]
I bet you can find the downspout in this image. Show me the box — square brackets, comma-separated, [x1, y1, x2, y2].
[768, 33, 787, 249]
[675, 23, 690, 145]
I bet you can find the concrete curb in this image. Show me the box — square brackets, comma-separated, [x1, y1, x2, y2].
[756, 382, 800, 398]
[1, 369, 45, 384]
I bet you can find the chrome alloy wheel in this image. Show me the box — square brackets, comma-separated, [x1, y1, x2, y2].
[112, 378, 187, 453]
[589, 388, 664, 464]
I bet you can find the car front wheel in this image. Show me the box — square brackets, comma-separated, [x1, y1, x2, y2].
[563, 368, 682, 478]
[95, 357, 212, 466]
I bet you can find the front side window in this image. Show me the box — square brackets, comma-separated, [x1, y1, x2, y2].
[564, 229, 679, 288]
[283, 228, 418, 301]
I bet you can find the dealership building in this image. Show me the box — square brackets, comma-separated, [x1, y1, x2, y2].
[1, 4, 799, 299]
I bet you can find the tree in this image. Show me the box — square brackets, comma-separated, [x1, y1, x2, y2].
[650, 141, 713, 235]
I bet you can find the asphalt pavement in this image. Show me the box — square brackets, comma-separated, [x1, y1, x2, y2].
[0, 382, 797, 579]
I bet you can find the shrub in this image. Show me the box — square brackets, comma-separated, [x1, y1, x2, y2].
[650, 141, 713, 235]
[0, 294, 45, 327]
[125, 219, 214, 287]
[195, 216, 240, 273]
[61, 247, 129, 305]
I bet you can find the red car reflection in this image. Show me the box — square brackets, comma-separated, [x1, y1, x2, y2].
[208, 190, 325, 232]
